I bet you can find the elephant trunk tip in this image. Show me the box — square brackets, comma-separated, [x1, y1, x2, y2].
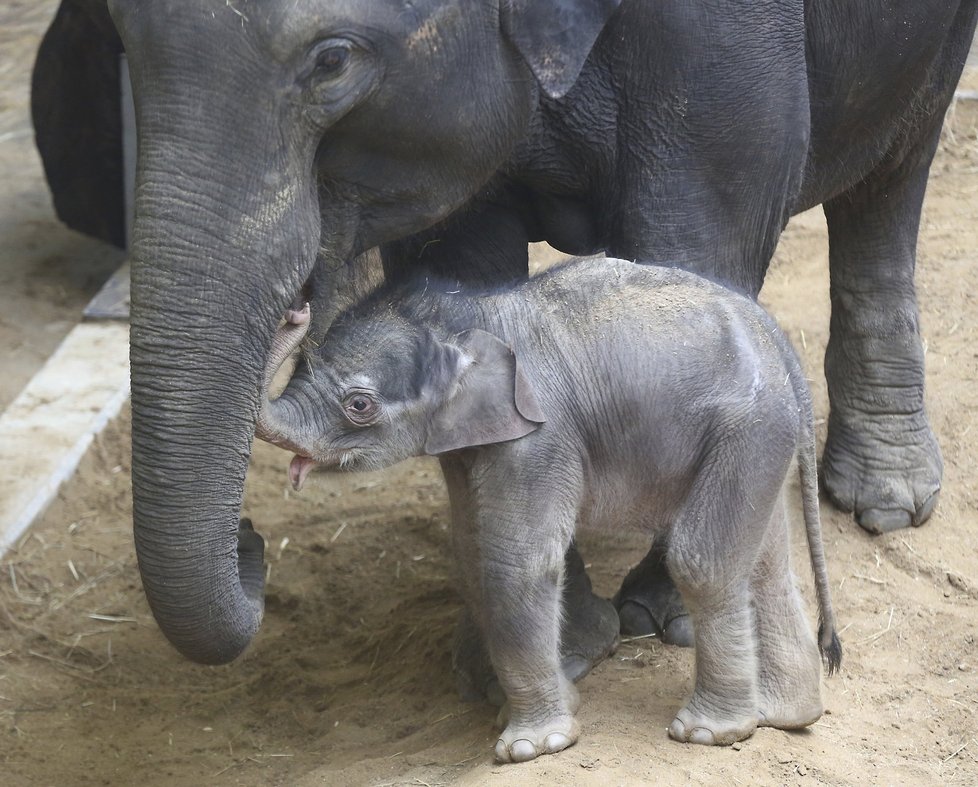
[256, 304, 312, 446]
[141, 517, 267, 666]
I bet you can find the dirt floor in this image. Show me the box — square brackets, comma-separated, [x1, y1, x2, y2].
[2, 5, 978, 786]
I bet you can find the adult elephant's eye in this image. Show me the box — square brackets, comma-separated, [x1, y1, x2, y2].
[300, 37, 377, 124]
[313, 45, 350, 80]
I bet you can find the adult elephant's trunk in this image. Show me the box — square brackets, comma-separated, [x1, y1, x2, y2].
[121, 28, 326, 663]
[128, 147, 321, 663]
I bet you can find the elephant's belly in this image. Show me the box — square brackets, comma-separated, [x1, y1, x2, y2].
[577, 468, 673, 536]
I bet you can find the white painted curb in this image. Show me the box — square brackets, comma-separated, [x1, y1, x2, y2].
[0, 322, 130, 556]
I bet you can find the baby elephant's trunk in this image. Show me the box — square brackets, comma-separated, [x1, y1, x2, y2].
[255, 304, 311, 446]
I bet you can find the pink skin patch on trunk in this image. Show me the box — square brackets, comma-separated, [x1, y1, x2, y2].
[289, 454, 317, 491]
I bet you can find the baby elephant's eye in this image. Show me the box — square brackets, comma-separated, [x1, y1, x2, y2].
[343, 392, 379, 425]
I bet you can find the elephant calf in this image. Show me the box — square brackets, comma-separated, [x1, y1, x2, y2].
[257, 257, 842, 763]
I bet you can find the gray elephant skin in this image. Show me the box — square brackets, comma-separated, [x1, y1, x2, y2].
[255, 257, 843, 762]
[30, 1, 977, 666]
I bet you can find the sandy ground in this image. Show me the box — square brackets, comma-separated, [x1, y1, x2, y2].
[2, 4, 978, 786]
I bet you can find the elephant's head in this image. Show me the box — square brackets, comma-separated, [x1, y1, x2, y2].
[107, 0, 620, 664]
[255, 301, 545, 490]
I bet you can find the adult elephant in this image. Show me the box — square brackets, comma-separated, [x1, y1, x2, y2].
[38, 0, 976, 668]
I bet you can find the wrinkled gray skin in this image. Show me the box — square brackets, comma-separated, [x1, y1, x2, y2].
[258, 258, 843, 762]
[92, 0, 978, 671]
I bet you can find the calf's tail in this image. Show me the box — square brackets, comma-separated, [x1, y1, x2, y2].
[797, 429, 842, 675]
[788, 356, 842, 675]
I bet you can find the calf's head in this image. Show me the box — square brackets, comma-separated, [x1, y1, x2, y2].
[258, 306, 546, 487]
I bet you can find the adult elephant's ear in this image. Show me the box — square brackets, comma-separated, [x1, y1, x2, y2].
[424, 329, 546, 455]
[501, 0, 622, 99]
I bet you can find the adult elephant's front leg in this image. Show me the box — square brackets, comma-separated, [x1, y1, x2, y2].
[613, 539, 693, 646]
[821, 143, 943, 534]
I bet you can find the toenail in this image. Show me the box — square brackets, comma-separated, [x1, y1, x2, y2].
[913, 491, 939, 527]
[689, 727, 716, 745]
[858, 507, 911, 534]
[544, 732, 570, 753]
[509, 739, 537, 762]
[617, 600, 659, 637]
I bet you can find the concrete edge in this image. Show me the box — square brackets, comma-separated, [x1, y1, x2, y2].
[0, 322, 130, 556]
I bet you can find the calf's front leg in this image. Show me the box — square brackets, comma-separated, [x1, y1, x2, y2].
[444, 460, 580, 763]
[482, 541, 580, 764]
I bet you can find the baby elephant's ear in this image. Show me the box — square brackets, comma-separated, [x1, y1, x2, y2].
[424, 329, 546, 455]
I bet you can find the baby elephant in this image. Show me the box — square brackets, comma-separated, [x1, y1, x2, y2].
[257, 258, 842, 763]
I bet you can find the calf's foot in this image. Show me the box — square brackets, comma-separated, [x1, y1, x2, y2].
[495, 717, 579, 763]
[757, 699, 822, 731]
[668, 699, 757, 746]
[495, 712, 580, 763]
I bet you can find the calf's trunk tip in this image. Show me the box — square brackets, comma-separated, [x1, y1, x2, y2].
[256, 303, 311, 445]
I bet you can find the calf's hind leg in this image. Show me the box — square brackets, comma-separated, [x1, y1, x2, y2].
[666, 427, 796, 745]
[666, 563, 759, 746]
[751, 491, 823, 729]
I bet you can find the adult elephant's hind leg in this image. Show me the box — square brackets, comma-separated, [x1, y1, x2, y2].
[613, 540, 693, 646]
[821, 131, 944, 534]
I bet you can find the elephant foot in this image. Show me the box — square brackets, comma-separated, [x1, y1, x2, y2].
[494, 716, 579, 763]
[758, 699, 822, 731]
[495, 681, 581, 729]
[494, 686, 580, 766]
[821, 410, 942, 534]
[613, 545, 693, 647]
[755, 633, 823, 733]
[668, 702, 757, 746]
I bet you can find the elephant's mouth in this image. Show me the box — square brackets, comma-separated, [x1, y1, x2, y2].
[288, 454, 318, 491]
[288, 449, 362, 490]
